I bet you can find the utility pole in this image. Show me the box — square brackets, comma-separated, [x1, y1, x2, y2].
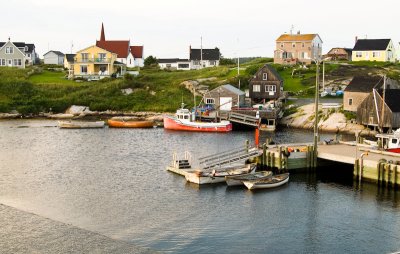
[200, 36, 203, 69]
[313, 59, 320, 166]
[237, 46, 240, 108]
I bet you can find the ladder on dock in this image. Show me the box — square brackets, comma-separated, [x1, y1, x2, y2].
[222, 112, 260, 127]
[198, 146, 262, 169]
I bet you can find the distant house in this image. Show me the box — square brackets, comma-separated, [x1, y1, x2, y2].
[357, 89, 400, 129]
[203, 84, 245, 111]
[43, 50, 65, 65]
[0, 39, 26, 68]
[249, 64, 283, 103]
[0, 38, 38, 67]
[189, 47, 220, 69]
[324, 47, 352, 61]
[352, 39, 395, 62]
[64, 54, 75, 70]
[71, 45, 126, 79]
[95, 23, 144, 68]
[158, 58, 191, 70]
[274, 32, 322, 65]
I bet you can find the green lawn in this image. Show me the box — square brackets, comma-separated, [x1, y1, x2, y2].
[29, 70, 86, 85]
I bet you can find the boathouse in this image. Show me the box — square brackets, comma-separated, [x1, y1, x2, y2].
[203, 84, 245, 111]
[249, 64, 283, 104]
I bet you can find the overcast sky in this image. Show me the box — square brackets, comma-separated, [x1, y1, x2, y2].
[2, 0, 399, 59]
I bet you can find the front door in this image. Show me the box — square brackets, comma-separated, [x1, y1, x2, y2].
[8, 59, 12, 67]
[220, 97, 232, 111]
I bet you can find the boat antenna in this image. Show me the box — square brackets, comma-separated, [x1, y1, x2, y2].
[181, 93, 185, 109]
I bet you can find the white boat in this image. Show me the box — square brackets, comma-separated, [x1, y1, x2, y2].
[225, 170, 272, 186]
[58, 120, 105, 129]
[185, 164, 255, 185]
[243, 173, 289, 190]
[376, 128, 400, 153]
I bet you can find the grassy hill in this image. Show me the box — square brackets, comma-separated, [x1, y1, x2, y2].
[0, 59, 399, 114]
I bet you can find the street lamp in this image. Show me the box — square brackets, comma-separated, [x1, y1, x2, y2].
[313, 58, 321, 166]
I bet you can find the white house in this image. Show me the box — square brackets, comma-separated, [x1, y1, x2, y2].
[158, 58, 191, 70]
[0, 39, 26, 68]
[127, 46, 144, 68]
[189, 46, 220, 69]
[43, 50, 65, 65]
[0, 39, 38, 66]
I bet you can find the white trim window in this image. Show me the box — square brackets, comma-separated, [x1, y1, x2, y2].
[5, 47, 14, 54]
[13, 59, 22, 66]
[206, 98, 215, 104]
[262, 73, 268, 80]
[80, 65, 88, 74]
[356, 52, 362, 58]
[373, 52, 380, 57]
[265, 85, 276, 92]
[348, 98, 353, 106]
[209, 60, 216, 66]
[253, 85, 261, 92]
[0, 59, 4, 66]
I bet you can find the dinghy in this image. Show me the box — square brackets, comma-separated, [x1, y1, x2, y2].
[225, 170, 272, 186]
[243, 173, 289, 190]
[58, 120, 105, 129]
[185, 164, 255, 185]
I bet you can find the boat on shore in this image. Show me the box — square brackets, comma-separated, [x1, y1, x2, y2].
[376, 129, 400, 153]
[243, 173, 289, 190]
[185, 164, 255, 185]
[225, 170, 272, 186]
[108, 119, 154, 128]
[163, 105, 232, 133]
[58, 120, 105, 129]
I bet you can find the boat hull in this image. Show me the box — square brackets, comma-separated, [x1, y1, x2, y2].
[225, 171, 272, 186]
[185, 165, 255, 185]
[243, 173, 289, 190]
[108, 119, 154, 128]
[58, 121, 105, 129]
[386, 148, 400, 153]
[163, 116, 232, 132]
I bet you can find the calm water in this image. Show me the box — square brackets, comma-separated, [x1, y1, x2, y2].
[0, 120, 400, 254]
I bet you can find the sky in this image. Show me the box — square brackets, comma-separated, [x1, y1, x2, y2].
[1, 0, 399, 59]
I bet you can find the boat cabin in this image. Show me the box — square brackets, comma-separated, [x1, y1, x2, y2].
[376, 129, 400, 153]
[176, 108, 194, 122]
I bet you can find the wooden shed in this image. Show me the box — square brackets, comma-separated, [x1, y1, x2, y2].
[249, 64, 283, 104]
[203, 84, 245, 111]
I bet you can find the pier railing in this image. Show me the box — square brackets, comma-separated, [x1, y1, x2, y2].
[198, 146, 261, 169]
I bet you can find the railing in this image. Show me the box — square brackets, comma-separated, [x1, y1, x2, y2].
[74, 58, 112, 63]
[199, 146, 261, 169]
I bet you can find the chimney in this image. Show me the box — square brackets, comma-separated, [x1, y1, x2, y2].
[355, 36, 358, 44]
[100, 23, 105, 41]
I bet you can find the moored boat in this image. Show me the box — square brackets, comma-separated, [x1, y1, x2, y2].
[108, 119, 154, 128]
[163, 106, 232, 133]
[185, 164, 255, 185]
[243, 173, 289, 190]
[225, 170, 272, 186]
[376, 129, 400, 153]
[58, 120, 105, 129]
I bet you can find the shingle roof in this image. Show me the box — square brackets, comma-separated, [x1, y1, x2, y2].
[44, 50, 64, 56]
[222, 84, 245, 95]
[251, 64, 283, 82]
[190, 48, 220, 61]
[158, 58, 189, 63]
[0, 42, 35, 53]
[344, 76, 383, 93]
[130, 46, 143, 58]
[353, 39, 391, 51]
[96, 40, 130, 58]
[377, 89, 400, 112]
[276, 34, 317, 42]
[65, 54, 76, 63]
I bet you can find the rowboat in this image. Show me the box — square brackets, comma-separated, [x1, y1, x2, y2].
[58, 120, 105, 129]
[185, 164, 255, 185]
[225, 170, 272, 186]
[163, 106, 232, 133]
[107, 119, 154, 128]
[243, 173, 289, 190]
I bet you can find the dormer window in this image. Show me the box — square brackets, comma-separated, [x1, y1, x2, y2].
[262, 73, 268, 80]
[25, 46, 28, 52]
[5, 47, 13, 54]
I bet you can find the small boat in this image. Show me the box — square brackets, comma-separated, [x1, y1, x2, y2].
[108, 119, 154, 128]
[58, 120, 105, 129]
[376, 129, 400, 153]
[225, 170, 272, 186]
[185, 164, 255, 185]
[243, 173, 289, 190]
[163, 104, 232, 133]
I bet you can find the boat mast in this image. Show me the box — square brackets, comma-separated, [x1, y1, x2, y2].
[237, 45, 240, 109]
[381, 75, 386, 132]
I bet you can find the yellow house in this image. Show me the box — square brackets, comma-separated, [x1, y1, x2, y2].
[72, 45, 126, 79]
[352, 39, 395, 62]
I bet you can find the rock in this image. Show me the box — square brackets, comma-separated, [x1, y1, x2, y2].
[48, 113, 74, 119]
[121, 88, 133, 95]
[65, 105, 93, 115]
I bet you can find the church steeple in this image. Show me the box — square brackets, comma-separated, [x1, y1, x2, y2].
[100, 23, 105, 41]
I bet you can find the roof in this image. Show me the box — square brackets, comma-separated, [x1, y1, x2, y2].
[377, 89, 400, 112]
[251, 64, 283, 82]
[130, 46, 143, 58]
[353, 39, 391, 51]
[276, 34, 318, 42]
[65, 54, 76, 63]
[221, 84, 245, 95]
[0, 42, 35, 53]
[96, 40, 130, 58]
[190, 48, 220, 61]
[158, 58, 189, 63]
[344, 76, 383, 93]
[114, 60, 125, 65]
[44, 50, 64, 56]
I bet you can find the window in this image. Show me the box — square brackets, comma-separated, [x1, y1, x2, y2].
[129, 59, 132, 64]
[265, 85, 276, 92]
[98, 53, 106, 62]
[348, 98, 353, 106]
[209, 60, 216, 66]
[280, 43, 284, 48]
[356, 52, 362, 58]
[178, 63, 189, 68]
[253, 85, 261, 92]
[373, 52, 380, 57]
[25, 46, 28, 52]
[193, 61, 200, 65]
[5, 47, 13, 54]
[392, 139, 398, 144]
[292, 43, 296, 48]
[80, 65, 88, 74]
[206, 98, 215, 104]
[301, 52, 305, 58]
[262, 73, 268, 80]
[302, 43, 305, 48]
[0, 59, 4, 66]
[81, 53, 89, 62]
[166, 64, 171, 68]
[13, 59, 22, 66]
[27, 53, 31, 57]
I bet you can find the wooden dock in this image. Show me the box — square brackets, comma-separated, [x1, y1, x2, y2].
[261, 141, 400, 187]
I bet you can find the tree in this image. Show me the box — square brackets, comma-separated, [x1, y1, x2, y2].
[144, 55, 158, 68]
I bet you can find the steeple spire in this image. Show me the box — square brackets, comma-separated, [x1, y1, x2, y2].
[100, 23, 105, 41]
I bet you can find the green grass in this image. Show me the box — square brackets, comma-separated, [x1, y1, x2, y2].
[29, 70, 79, 85]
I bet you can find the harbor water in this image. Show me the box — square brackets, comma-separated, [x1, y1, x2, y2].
[0, 120, 400, 253]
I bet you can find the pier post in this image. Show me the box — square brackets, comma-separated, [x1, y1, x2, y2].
[246, 140, 249, 153]
[266, 152, 271, 168]
[354, 159, 359, 179]
[395, 165, 398, 188]
[271, 152, 275, 168]
[262, 143, 267, 169]
[278, 146, 283, 170]
[377, 162, 382, 185]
